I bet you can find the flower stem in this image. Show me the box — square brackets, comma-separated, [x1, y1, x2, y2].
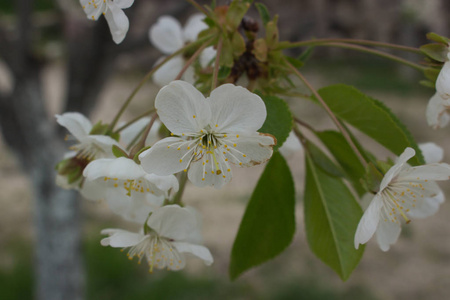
[285, 60, 368, 167]
[294, 117, 315, 132]
[186, 0, 210, 17]
[114, 108, 155, 133]
[175, 40, 211, 80]
[320, 42, 426, 71]
[129, 113, 157, 156]
[172, 172, 188, 206]
[279, 38, 422, 54]
[211, 36, 223, 91]
[108, 34, 215, 131]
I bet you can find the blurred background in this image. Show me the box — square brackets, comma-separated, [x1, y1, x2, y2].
[1, 0, 450, 299]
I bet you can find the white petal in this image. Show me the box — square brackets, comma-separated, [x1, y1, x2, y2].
[80, 135, 119, 158]
[149, 16, 184, 54]
[83, 157, 146, 180]
[152, 56, 184, 86]
[375, 219, 401, 252]
[81, 0, 105, 20]
[114, 0, 134, 9]
[104, 4, 129, 44]
[106, 191, 162, 223]
[144, 173, 179, 195]
[182, 65, 197, 85]
[210, 84, 267, 133]
[199, 46, 216, 68]
[399, 163, 450, 181]
[419, 142, 444, 163]
[187, 157, 231, 189]
[79, 177, 105, 201]
[279, 131, 302, 158]
[172, 242, 213, 266]
[408, 188, 444, 218]
[139, 137, 192, 176]
[147, 205, 198, 241]
[183, 13, 208, 43]
[100, 229, 144, 247]
[155, 81, 211, 134]
[354, 194, 383, 249]
[224, 133, 275, 167]
[379, 147, 415, 191]
[426, 93, 450, 129]
[56, 112, 92, 141]
[436, 61, 450, 100]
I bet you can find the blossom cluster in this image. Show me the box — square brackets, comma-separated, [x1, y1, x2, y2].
[67, 0, 450, 278]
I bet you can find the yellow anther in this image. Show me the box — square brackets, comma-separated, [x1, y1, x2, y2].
[170, 133, 174, 136]
[114, 183, 118, 187]
[215, 124, 218, 127]
[184, 169, 187, 172]
[239, 162, 242, 166]
[179, 159, 183, 163]
[202, 178, 205, 181]
[224, 134, 227, 137]
[233, 143, 237, 147]
[187, 146, 190, 150]
[236, 134, 239, 138]
[193, 115, 196, 118]
[243, 154, 247, 157]
[227, 168, 230, 172]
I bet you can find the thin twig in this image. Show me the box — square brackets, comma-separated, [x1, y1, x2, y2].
[285, 60, 368, 167]
[211, 36, 223, 91]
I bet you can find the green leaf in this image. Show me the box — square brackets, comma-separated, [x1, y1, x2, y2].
[419, 79, 435, 89]
[304, 140, 345, 178]
[426, 32, 449, 44]
[304, 153, 365, 280]
[257, 94, 293, 151]
[424, 67, 441, 82]
[316, 84, 424, 165]
[229, 152, 296, 279]
[255, 2, 270, 26]
[112, 145, 129, 158]
[218, 66, 231, 79]
[285, 56, 304, 69]
[226, 0, 251, 31]
[315, 131, 366, 196]
[420, 43, 448, 62]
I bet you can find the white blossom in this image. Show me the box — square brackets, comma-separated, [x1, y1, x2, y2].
[100, 205, 213, 272]
[149, 14, 215, 86]
[119, 118, 162, 148]
[56, 112, 118, 160]
[355, 147, 450, 251]
[80, 0, 134, 44]
[436, 52, 450, 102]
[139, 81, 276, 189]
[426, 92, 450, 129]
[82, 157, 179, 223]
[279, 131, 302, 158]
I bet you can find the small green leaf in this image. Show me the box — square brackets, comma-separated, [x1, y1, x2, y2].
[316, 84, 424, 165]
[419, 80, 435, 89]
[112, 145, 129, 158]
[426, 32, 449, 44]
[219, 37, 234, 67]
[315, 131, 366, 196]
[297, 46, 314, 63]
[424, 67, 441, 82]
[420, 43, 448, 62]
[226, 0, 251, 31]
[257, 94, 293, 150]
[304, 140, 345, 178]
[285, 56, 304, 69]
[218, 66, 231, 79]
[252, 38, 268, 62]
[255, 2, 270, 26]
[229, 151, 295, 279]
[265, 16, 279, 48]
[304, 153, 365, 280]
[231, 31, 246, 57]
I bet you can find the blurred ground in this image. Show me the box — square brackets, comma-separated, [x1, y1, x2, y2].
[1, 58, 450, 300]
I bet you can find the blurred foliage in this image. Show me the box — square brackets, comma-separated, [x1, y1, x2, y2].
[0, 0, 55, 14]
[0, 235, 379, 300]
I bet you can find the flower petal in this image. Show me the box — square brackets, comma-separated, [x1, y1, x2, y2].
[183, 13, 208, 43]
[105, 191, 162, 223]
[139, 137, 192, 176]
[399, 163, 450, 181]
[104, 4, 129, 44]
[187, 157, 231, 189]
[375, 218, 401, 252]
[224, 133, 275, 167]
[56, 112, 92, 141]
[155, 81, 211, 134]
[81, 0, 104, 21]
[426, 93, 450, 129]
[147, 205, 198, 241]
[120, 118, 162, 147]
[149, 16, 184, 54]
[354, 194, 383, 249]
[172, 242, 213, 266]
[279, 131, 302, 158]
[419, 142, 444, 163]
[114, 0, 134, 9]
[210, 84, 267, 133]
[83, 157, 147, 180]
[200, 46, 216, 68]
[436, 61, 450, 100]
[152, 55, 184, 86]
[379, 147, 415, 191]
[100, 229, 144, 247]
[408, 187, 444, 218]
